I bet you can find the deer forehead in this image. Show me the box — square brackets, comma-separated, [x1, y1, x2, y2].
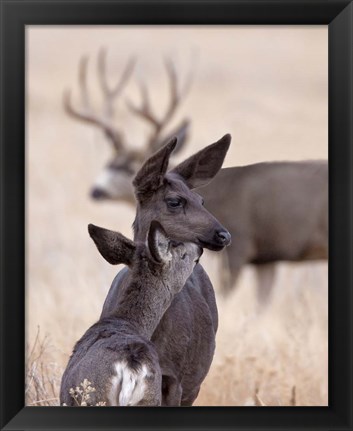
[162, 174, 203, 202]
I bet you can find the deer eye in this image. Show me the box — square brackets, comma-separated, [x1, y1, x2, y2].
[166, 197, 183, 209]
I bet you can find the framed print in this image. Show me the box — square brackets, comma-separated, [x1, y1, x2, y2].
[0, 1, 352, 430]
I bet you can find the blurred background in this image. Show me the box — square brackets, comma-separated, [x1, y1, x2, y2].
[26, 26, 328, 406]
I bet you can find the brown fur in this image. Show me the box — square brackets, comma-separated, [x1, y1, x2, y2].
[196, 160, 328, 299]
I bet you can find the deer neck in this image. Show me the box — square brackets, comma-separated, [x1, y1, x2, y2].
[114, 265, 175, 340]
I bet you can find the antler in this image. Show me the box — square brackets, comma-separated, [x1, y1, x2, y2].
[63, 49, 135, 152]
[97, 48, 136, 118]
[126, 57, 193, 153]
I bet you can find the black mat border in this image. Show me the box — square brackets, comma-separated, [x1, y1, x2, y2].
[0, 1, 352, 430]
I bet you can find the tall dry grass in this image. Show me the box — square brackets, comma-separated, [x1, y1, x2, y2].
[25, 327, 60, 406]
[26, 27, 328, 406]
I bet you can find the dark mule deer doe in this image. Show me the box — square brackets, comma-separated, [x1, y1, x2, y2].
[60, 221, 202, 406]
[100, 135, 232, 406]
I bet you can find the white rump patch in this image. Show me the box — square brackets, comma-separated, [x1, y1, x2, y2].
[108, 361, 150, 406]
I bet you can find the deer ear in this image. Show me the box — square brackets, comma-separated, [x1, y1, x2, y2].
[170, 134, 231, 189]
[88, 224, 136, 266]
[148, 221, 172, 264]
[133, 138, 178, 202]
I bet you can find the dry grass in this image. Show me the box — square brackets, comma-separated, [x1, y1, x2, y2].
[25, 333, 106, 407]
[26, 27, 328, 406]
[65, 379, 107, 406]
[25, 327, 61, 406]
[194, 262, 328, 406]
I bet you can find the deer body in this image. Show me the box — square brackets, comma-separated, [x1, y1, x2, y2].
[197, 160, 328, 295]
[60, 221, 202, 406]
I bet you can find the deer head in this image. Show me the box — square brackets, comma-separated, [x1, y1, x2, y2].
[132, 134, 232, 251]
[64, 49, 192, 203]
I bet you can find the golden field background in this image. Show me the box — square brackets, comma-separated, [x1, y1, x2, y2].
[26, 26, 328, 406]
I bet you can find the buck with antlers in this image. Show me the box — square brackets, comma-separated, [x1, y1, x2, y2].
[64, 48, 191, 204]
[65, 51, 328, 302]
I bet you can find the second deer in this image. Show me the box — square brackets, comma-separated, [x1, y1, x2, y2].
[60, 220, 202, 406]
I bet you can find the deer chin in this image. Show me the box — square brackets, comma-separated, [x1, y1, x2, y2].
[197, 239, 226, 252]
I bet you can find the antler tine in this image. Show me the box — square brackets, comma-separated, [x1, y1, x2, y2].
[162, 57, 181, 126]
[126, 62, 179, 147]
[126, 81, 161, 130]
[97, 47, 109, 99]
[163, 55, 195, 123]
[63, 90, 124, 152]
[112, 56, 136, 98]
[180, 55, 195, 100]
[78, 55, 90, 109]
[63, 55, 126, 153]
[144, 57, 189, 147]
[126, 57, 193, 152]
[98, 47, 136, 118]
[63, 54, 95, 121]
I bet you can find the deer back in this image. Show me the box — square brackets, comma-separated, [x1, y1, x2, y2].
[197, 160, 328, 263]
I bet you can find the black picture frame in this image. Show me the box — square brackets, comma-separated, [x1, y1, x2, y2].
[1, 1, 352, 430]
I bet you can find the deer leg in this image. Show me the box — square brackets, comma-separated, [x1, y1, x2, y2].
[219, 249, 232, 293]
[219, 244, 248, 295]
[161, 374, 182, 406]
[255, 263, 276, 306]
[180, 386, 200, 406]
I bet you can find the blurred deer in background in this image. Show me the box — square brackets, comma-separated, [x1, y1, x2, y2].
[64, 50, 328, 304]
[197, 160, 328, 302]
[64, 48, 191, 204]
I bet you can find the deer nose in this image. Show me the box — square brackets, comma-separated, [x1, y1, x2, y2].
[90, 188, 109, 200]
[215, 229, 231, 246]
